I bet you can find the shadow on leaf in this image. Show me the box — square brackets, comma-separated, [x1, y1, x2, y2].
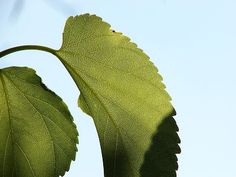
[140, 109, 181, 177]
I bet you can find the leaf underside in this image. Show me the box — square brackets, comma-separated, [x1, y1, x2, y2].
[0, 67, 78, 177]
[57, 14, 180, 177]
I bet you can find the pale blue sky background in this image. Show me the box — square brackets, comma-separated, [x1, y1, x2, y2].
[0, 0, 236, 177]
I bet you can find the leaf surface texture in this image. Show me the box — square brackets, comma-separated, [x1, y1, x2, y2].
[0, 67, 78, 177]
[57, 14, 180, 177]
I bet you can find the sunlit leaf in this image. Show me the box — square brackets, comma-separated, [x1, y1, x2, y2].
[56, 14, 180, 177]
[0, 67, 78, 177]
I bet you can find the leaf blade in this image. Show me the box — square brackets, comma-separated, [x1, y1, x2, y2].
[0, 67, 78, 177]
[57, 14, 180, 177]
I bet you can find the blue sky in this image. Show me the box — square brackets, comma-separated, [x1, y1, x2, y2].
[1, 0, 236, 177]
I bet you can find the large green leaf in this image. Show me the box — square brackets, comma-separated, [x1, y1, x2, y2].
[0, 67, 78, 177]
[56, 14, 180, 177]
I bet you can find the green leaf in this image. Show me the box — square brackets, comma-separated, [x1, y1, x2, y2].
[56, 14, 180, 177]
[0, 67, 78, 177]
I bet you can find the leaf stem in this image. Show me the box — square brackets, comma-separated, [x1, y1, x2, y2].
[0, 45, 57, 58]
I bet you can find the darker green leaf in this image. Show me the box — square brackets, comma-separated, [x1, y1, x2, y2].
[0, 67, 78, 177]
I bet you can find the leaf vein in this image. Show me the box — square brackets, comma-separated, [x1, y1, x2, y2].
[15, 142, 37, 177]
